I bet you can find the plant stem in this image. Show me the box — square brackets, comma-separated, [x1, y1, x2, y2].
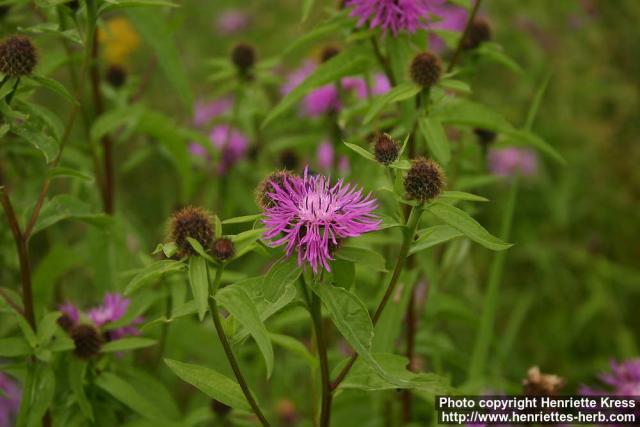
[309, 284, 332, 427]
[331, 203, 424, 390]
[0, 190, 35, 329]
[447, 0, 483, 73]
[468, 178, 518, 383]
[371, 37, 396, 87]
[208, 265, 271, 427]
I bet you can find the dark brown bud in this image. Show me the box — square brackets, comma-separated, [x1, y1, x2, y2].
[474, 128, 496, 146]
[256, 170, 298, 210]
[522, 366, 565, 396]
[279, 149, 299, 171]
[462, 18, 492, 51]
[210, 399, 232, 418]
[320, 45, 340, 63]
[57, 313, 75, 332]
[66, 0, 80, 12]
[409, 52, 442, 88]
[169, 207, 215, 257]
[231, 43, 255, 74]
[105, 64, 127, 88]
[212, 238, 235, 262]
[70, 324, 103, 359]
[404, 157, 446, 202]
[373, 133, 399, 165]
[0, 35, 37, 77]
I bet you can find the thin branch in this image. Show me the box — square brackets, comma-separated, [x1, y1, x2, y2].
[447, 0, 483, 73]
[371, 37, 396, 87]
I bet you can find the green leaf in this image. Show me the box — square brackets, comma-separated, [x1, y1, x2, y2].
[363, 82, 422, 124]
[68, 358, 93, 421]
[263, 51, 370, 127]
[270, 333, 316, 367]
[262, 257, 301, 302]
[311, 283, 409, 387]
[101, 0, 178, 13]
[124, 260, 185, 295]
[11, 126, 59, 163]
[101, 337, 157, 353]
[284, 13, 351, 56]
[428, 202, 512, 251]
[36, 312, 61, 346]
[503, 129, 565, 164]
[439, 191, 488, 202]
[476, 42, 523, 74]
[28, 75, 76, 104]
[0, 337, 32, 357]
[95, 372, 168, 422]
[126, 9, 192, 109]
[164, 359, 252, 411]
[418, 117, 450, 164]
[188, 257, 209, 321]
[336, 246, 387, 272]
[48, 167, 94, 182]
[432, 98, 513, 132]
[216, 286, 274, 378]
[525, 71, 552, 131]
[186, 237, 216, 263]
[222, 214, 262, 225]
[343, 141, 376, 162]
[409, 225, 464, 255]
[213, 215, 223, 239]
[438, 79, 471, 94]
[26, 365, 55, 427]
[32, 195, 112, 235]
[90, 106, 142, 142]
[334, 353, 451, 396]
[301, 0, 314, 21]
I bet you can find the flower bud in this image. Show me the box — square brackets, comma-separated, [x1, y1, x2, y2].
[70, 324, 103, 359]
[404, 157, 445, 202]
[0, 35, 37, 77]
[255, 170, 298, 210]
[212, 238, 235, 262]
[169, 207, 215, 257]
[409, 52, 441, 88]
[210, 399, 232, 418]
[106, 64, 127, 88]
[320, 45, 340, 63]
[474, 128, 496, 146]
[231, 43, 255, 75]
[522, 366, 565, 396]
[279, 149, 299, 171]
[373, 133, 399, 165]
[57, 313, 75, 332]
[462, 18, 492, 50]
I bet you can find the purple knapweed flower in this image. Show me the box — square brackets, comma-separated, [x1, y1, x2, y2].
[281, 60, 316, 96]
[346, 0, 444, 36]
[209, 125, 249, 174]
[193, 98, 233, 127]
[488, 147, 538, 177]
[303, 85, 341, 117]
[429, 2, 467, 53]
[59, 301, 79, 323]
[0, 373, 20, 427]
[216, 9, 250, 35]
[262, 167, 380, 273]
[317, 140, 335, 171]
[88, 293, 142, 340]
[581, 359, 640, 396]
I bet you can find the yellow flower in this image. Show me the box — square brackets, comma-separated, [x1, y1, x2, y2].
[98, 18, 140, 65]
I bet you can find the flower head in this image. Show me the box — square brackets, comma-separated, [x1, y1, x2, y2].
[0, 35, 37, 77]
[231, 43, 256, 76]
[170, 206, 215, 257]
[462, 18, 492, 50]
[262, 167, 380, 273]
[581, 359, 640, 396]
[404, 157, 446, 202]
[256, 170, 299, 210]
[212, 238, 235, 262]
[317, 140, 335, 171]
[346, 0, 443, 36]
[209, 125, 249, 174]
[410, 51, 442, 88]
[88, 293, 143, 341]
[216, 9, 250, 35]
[374, 133, 399, 165]
[98, 18, 140, 65]
[488, 147, 538, 177]
[193, 98, 233, 127]
[0, 373, 20, 427]
[105, 64, 127, 88]
[70, 324, 103, 359]
[303, 85, 340, 117]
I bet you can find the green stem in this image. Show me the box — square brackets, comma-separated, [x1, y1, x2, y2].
[468, 178, 519, 383]
[331, 203, 424, 390]
[309, 282, 332, 427]
[447, 0, 483, 73]
[208, 265, 271, 427]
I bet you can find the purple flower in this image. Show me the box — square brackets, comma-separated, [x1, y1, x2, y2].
[488, 147, 538, 177]
[262, 167, 380, 273]
[0, 373, 20, 427]
[346, 0, 444, 36]
[88, 293, 142, 340]
[281, 61, 316, 96]
[193, 98, 233, 127]
[429, 2, 467, 53]
[371, 73, 391, 95]
[216, 9, 250, 35]
[209, 125, 249, 174]
[581, 359, 640, 396]
[317, 140, 335, 171]
[59, 302, 79, 323]
[303, 85, 341, 117]
[338, 155, 351, 175]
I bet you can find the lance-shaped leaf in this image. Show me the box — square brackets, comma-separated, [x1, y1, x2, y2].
[188, 257, 209, 321]
[419, 117, 450, 164]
